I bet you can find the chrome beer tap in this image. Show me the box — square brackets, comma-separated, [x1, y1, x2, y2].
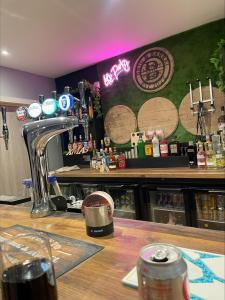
[1, 106, 9, 150]
[23, 116, 78, 218]
[78, 81, 89, 140]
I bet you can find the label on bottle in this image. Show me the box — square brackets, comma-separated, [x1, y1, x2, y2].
[170, 144, 178, 154]
[145, 144, 152, 156]
[160, 143, 168, 154]
[197, 152, 206, 167]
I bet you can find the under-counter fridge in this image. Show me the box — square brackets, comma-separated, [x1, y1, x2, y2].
[103, 184, 140, 219]
[58, 181, 140, 219]
[141, 184, 192, 226]
[193, 188, 225, 230]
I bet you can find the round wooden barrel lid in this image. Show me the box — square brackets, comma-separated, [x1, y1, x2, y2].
[104, 105, 137, 144]
[179, 87, 225, 135]
[137, 97, 178, 138]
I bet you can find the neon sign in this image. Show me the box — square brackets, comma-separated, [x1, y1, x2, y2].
[103, 59, 130, 87]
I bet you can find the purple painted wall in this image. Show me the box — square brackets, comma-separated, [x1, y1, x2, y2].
[0, 66, 55, 99]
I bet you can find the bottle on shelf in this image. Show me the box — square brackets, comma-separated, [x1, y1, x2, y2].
[168, 136, 180, 156]
[215, 143, 225, 169]
[72, 136, 78, 154]
[118, 152, 126, 169]
[76, 135, 83, 154]
[137, 133, 145, 158]
[88, 133, 93, 151]
[144, 135, 153, 157]
[211, 131, 220, 153]
[187, 141, 197, 168]
[108, 147, 117, 170]
[218, 107, 225, 151]
[132, 142, 138, 158]
[204, 135, 211, 152]
[206, 142, 217, 169]
[218, 106, 225, 132]
[159, 134, 168, 158]
[197, 141, 207, 168]
[152, 132, 160, 158]
[104, 134, 111, 151]
[100, 139, 104, 152]
[90, 140, 97, 169]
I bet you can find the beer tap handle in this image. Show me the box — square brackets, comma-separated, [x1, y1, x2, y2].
[78, 81, 87, 111]
[2, 106, 7, 124]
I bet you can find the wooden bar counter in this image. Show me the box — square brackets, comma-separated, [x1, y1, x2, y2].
[55, 167, 225, 179]
[0, 205, 224, 300]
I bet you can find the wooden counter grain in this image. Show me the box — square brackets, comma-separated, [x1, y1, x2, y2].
[55, 167, 225, 179]
[0, 205, 224, 300]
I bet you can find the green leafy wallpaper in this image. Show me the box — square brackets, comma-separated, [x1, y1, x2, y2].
[97, 19, 225, 145]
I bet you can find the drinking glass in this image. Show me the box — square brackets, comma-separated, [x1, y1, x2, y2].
[0, 232, 58, 300]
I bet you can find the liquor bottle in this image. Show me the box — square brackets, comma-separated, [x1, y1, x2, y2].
[90, 140, 97, 169]
[72, 136, 78, 155]
[76, 135, 83, 154]
[218, 106, 225, 132]
[215, 143, 225, 169]
[211, 132, 220, 152]
[159, 135, 168, 158]
[204, 135, 211, 152]
[187, 141, 197, 168]
[168, 136, 180, 156]
[197, 142, 207, 168]
[88, 133, 93, 151]
[100, 139, 104, 152]
[104, 134, 111, 150]
[206, 143, 216, 169]
[152, 133, 160, 158]
[118, 152, 126, 169]
[108, 148, 117, 170]
[144, 137, 153, 156]
[218, 106, 225, 152]
[137, 133, 145, 158]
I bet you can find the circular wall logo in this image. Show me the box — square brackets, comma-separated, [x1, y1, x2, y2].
[133, 47, 174, 93]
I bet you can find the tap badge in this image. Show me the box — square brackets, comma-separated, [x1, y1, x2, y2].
[58, 94, 74, 111]
[42, 98, 57, 115]
[28, 102, 42, 119]
[16, 106, 28, 121]
[133, 47, 174, 93]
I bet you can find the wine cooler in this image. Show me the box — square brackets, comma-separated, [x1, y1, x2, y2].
[194, 189, 225, 230]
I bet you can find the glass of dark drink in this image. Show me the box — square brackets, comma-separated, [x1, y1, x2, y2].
[0, 232, 58, 300]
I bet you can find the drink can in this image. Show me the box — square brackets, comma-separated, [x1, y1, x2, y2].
[137, 243, 189, 300]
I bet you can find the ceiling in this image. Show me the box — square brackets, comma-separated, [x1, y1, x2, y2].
[0, 0, 224, 78]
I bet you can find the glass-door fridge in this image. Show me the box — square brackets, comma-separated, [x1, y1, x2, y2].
[141, 185, 191, 226]
[58, 182, 102, 212]
[103, 184, 140, 219]
[194, 189, 225, 230]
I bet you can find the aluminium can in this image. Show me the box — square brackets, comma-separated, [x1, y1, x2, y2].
[137, 243, 190, 300]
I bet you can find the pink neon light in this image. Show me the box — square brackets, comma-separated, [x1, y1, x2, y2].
[103, 59, 130, 87]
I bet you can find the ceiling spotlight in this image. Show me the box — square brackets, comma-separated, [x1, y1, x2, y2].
[1, 50, 10, 56]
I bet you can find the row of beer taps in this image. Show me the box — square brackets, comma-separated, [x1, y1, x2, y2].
[0, 106, 9, 150]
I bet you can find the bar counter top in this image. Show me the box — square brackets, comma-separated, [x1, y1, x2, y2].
[55, 167, 225, 179]
[0, 205, 224, 300]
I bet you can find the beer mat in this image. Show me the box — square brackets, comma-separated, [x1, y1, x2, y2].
[122, 247, 225, 300]
[0, 225, 104, 278]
